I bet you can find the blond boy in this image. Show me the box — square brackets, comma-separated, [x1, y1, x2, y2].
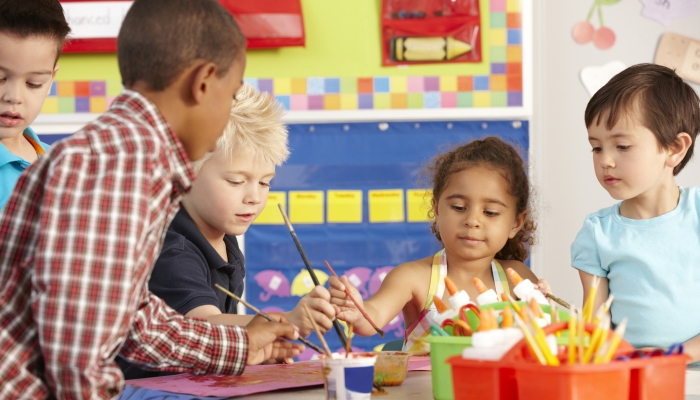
[120, 84, 337, 379]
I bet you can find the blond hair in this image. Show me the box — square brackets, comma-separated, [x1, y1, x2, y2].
[193, 83, 289, 172]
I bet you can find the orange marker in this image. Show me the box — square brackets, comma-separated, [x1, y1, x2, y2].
[501, 293, 508, 302]
[506, 268, 524, 286]
[445, 277, 459, 296]
[473, 277, 489, 294]
[433, 295, 449, 313]
[501, 306, 514, 328]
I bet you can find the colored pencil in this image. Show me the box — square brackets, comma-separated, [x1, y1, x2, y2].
[278, 204, 348, 348]
[513, 312, 547, 365]
[215, 284, 325, 354]
[582, 276, 600, 323]
[525, 307, 560, 366]
[593, 295, 614, 325]
[601, 318, 627, 363]
[324, 260, 385, 338]
[567, 306, 577, 365]
[302, 304, 332, 356]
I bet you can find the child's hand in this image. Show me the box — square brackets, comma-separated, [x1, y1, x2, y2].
[286, 286, 339, 338]
[245, 314, 304, 365]
[328, 275, 364, 325]
[536, 279, 551, 295]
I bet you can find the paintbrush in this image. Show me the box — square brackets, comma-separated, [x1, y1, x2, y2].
[278, 204, 348, 348]
[302, 304, 332, 356]
[345, 323, 353, 358]
[545, 292, 571, 309]
[324, 260, 385, 338]
[215, 284, 325, 354]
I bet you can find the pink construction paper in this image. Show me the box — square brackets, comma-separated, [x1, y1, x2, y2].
[408, 356, 432, 371]
[127, 362, 324, 397]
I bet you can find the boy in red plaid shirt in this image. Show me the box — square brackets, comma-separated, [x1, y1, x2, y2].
[0, 1, 304, 398]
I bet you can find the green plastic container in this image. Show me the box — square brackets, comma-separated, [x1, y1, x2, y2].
[426, 302, 570, 400]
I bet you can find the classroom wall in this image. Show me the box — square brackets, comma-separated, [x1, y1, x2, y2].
[45, 0, 700, 307]
[531, 1, 700, 305]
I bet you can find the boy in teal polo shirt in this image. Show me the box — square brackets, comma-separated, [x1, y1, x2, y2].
[0, 1, 70, 209]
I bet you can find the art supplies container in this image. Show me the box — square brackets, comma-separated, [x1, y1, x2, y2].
[373, 351, 410, 386]
[320, 353, 377, 400]
[505, 322, 636, 400]
[625, 349, 688, 400]
[446, 356, 517, 400]
[426, 335, 472, 400]
[514, 360, 631, 400]
[429, 302, 570, 400]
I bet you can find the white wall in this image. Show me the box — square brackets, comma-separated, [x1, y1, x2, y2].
[532, 1, 700, 305]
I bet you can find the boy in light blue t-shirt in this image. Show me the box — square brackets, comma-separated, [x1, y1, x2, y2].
[0, 1, 69, 209]
[571, 63, 700, 363]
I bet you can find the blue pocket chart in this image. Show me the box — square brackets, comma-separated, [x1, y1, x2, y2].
[242, 120, 529, 358]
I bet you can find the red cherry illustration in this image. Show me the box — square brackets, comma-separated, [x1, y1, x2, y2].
[572, 21, 595, 44]
[593, 26, 615, 50]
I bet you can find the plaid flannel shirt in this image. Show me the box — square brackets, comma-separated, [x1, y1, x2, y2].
[0, 90, 248, 399]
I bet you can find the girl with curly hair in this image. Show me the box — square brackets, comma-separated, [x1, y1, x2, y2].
[329, 136, 549, 355]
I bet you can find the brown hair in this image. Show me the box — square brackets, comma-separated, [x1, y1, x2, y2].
[118, 0, 246, 91]
[585, 63, 700, 175]
[426, 137, 535, 262]
[0, 0, 71, 63]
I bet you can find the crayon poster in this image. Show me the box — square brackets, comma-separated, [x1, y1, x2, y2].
[243, 120, 529, 358]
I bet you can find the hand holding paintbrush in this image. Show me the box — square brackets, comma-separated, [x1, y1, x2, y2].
[215, 284, 326, 356]
[325, 260, 385, 338]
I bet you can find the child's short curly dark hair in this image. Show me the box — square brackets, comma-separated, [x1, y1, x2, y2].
[425, 136, 535, 262]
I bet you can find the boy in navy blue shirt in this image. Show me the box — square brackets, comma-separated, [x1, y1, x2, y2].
[120, 84, 337, 379]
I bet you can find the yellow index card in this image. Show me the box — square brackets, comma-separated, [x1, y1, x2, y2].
[289, 191, 324, 224]
[407, 189, 433, 222]
[327, 190, 363, 223]
[254, 192, 286, 224]
[368, 189, 404, 223]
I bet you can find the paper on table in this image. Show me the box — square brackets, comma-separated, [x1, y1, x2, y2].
[127, 362, 324, 397]
[120, 385, 224, 400]
[408, 356, 432, 371]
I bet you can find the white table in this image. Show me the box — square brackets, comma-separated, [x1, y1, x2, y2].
[242, 369, 700, 399]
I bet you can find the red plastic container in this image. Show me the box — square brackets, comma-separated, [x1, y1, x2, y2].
[446, 357, 517, 400]
[627, 353, 687, 400]
[447, 322, 687, 400]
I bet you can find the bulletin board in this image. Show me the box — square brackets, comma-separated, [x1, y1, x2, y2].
[36, 0, 531, 128]
[243, 120, 528, 358]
